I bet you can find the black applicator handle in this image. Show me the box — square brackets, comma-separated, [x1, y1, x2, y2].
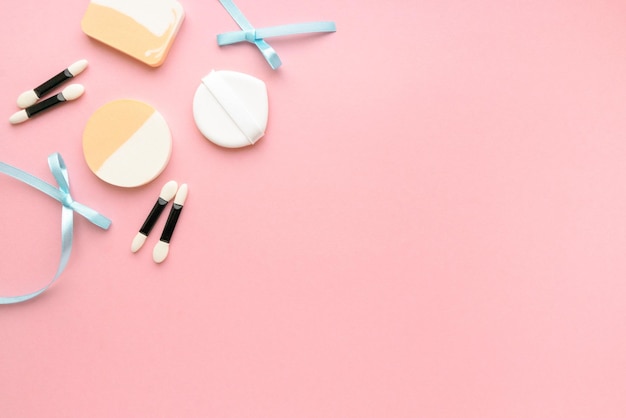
[159, 203, 183, 244]
[34, 69, 74, 99]
[140, 197, 169, 236]
[25, 92, 67, 118]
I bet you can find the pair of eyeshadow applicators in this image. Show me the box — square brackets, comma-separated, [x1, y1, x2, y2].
[10, 59, 88, 124]
[132, 181, 188, 263]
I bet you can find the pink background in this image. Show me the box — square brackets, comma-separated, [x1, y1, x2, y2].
[1, 0, 626, 416]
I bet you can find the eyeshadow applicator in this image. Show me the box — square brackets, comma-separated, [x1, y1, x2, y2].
[17, 59, 88, 108]
[131, 180, 178, 252]
[153, 184, 188, 263]
[9, 84, 85, 124]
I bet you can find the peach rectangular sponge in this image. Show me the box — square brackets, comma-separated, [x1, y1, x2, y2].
[81, 0, 184, 67]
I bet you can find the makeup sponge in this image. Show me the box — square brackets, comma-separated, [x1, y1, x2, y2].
[193, 70, 269, 148]
[82, 99, 172, 188]
[81, 0, 184, 67]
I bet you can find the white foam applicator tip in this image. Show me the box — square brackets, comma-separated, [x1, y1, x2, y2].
[161, 180, 178, 201]
[68, 59, 88, 76]
[17, 90, 39, 109]
[174, 184, 188, 205]
[9, 110, 28, 125]
[131, 233, 147, 253]
[62, 84, 85, 101]
[153, 241, 170, 264]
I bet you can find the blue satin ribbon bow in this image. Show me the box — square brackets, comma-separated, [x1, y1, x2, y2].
[0, 153, 111, 304]
[217, 0, 336, 69]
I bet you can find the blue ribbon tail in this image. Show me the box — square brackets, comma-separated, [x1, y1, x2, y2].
[254, 40, 282, 70]
[255, 22, 337, 39]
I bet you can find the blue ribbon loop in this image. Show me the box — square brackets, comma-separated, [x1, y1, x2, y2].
[0, 153, 111, 304]
[217, 0, 336, 69]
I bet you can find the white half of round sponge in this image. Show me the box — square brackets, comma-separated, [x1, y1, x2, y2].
[193, 70, 269, 148]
